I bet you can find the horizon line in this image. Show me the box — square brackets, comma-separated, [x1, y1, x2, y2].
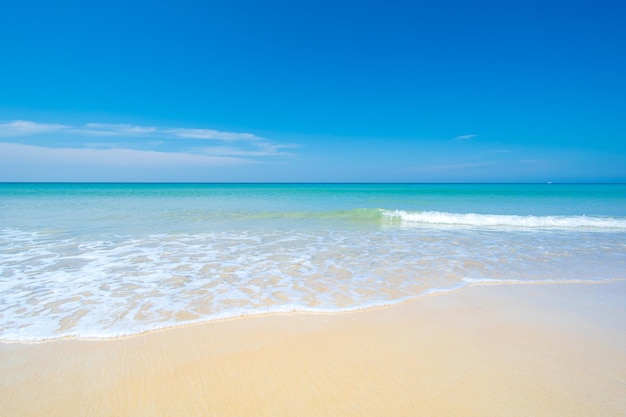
[1, 181, 625, 185]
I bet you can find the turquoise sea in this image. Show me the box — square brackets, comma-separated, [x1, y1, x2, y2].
[1, 183, 626, 341]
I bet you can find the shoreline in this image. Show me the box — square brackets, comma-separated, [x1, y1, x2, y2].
[2, 280, 626, 416]
[2, 278, 624, 344]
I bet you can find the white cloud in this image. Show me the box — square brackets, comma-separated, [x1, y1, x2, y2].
[167, 128, 259, 141]
[0, 142, 248, 168]
[194, 142, 300, 157]
[0, 142, 259, 181]
[0, 120, 68, 137]
[74, 123, 158, 136]
[0, 120, 298, 169]
[454, 134, 477, 141]
[0, 120, 261, 141]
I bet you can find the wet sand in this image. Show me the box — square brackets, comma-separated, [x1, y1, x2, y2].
[2, 281, 626, 416]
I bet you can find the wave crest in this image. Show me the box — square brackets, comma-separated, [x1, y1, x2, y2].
[380, 210, 626, 230]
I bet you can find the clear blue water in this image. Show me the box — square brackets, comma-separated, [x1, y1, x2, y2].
[1, 183, 625, 341]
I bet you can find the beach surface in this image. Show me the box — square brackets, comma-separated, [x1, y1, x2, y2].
[2, 281, 626, 417]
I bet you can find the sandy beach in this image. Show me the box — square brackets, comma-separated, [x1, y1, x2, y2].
[2, 281, 626, 417]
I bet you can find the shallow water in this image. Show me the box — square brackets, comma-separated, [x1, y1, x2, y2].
[1, 183, 625, 340]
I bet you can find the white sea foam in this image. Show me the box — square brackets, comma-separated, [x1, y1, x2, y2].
[381, 210, 626, 230]
[1, 226, 625, 341]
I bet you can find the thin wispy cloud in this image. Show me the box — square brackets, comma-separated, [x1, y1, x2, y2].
[194, 142, 300, 157]
[255, 141, 300, 155]
[454, 134, 477, 141]
[0, 142, 252, 181]
[0, 120, 263, 142]
[0, 119, 297, 162]
[0, 120, 68, 137]
[0, 142, 248, 167]
[78, 124, 262, 144]
[168, 128, 259, 141]
[73, 123, 159, 136]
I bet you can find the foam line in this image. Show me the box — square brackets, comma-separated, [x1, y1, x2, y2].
[381, 210, 626, 229]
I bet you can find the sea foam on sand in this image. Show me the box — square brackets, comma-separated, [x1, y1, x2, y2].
[1, 281, 626, 417]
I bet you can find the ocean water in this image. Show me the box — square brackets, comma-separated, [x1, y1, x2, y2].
[1, 183, 625, 341]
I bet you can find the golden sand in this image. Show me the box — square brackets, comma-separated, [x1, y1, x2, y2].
[1, 282, 626, 416]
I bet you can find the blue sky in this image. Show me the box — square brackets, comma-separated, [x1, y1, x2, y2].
[1, 0, 624, 182]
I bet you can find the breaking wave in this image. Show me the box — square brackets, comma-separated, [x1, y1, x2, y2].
[381, 210, 626, 230]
